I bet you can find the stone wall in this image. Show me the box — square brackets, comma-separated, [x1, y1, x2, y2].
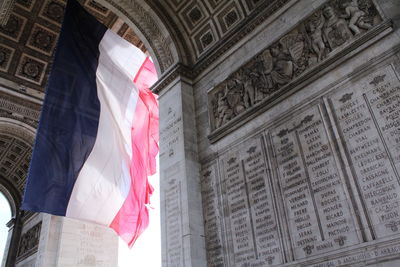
[193, 0, 400, 266]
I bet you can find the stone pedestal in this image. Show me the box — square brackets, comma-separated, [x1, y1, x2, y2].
[35, 215, 118, 267]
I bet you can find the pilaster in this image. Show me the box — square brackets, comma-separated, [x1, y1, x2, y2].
[159, 75, 207, 267]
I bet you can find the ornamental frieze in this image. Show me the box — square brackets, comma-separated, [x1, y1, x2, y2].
[208, 0, 389, 139]
[16, 222, 42, 262]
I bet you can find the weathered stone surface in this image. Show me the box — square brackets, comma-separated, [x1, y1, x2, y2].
[200, 59, 400, 266]
[159, 79, 207, 267]
[33, 215, 118, 267]
[208, 0, 389, 139]
[195, 1, 400, 266]
[1, 0, 400, 267]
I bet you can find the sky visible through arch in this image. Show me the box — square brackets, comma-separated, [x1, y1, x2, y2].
[0, 193, 11, 264]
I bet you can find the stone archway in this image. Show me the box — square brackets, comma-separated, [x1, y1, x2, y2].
[0, 119, 35, 267]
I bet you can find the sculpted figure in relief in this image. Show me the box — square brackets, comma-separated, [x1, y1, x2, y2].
[225, 74, 246, 115]
[307, 13, 326, 62]
[322, 5, 353, 49]
[214, 89, 233, 128]
[340, 0, 372, 35]
[211, 0, 380, 130]
[269, 44, 294, 86]
[238, 68, 256, 108]
[251, 51, 271, 96]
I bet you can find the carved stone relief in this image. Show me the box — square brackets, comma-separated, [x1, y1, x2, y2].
[0, 12, 26, 42]
[39, 0, 66, 26]
[0, 133, 32, 193]
[0, 91, 38, 195]
[16, 222, 42, 262]
[0, 44, 15, 72]
[26, 24, 58, 56]
[0, 0, 148, 94]
[201, 59, 400, 266]
[209, 0, 384, 133]
[15, 54, 48, 85]
[15, 0, 34, 12]
[0, 0, 16, 26]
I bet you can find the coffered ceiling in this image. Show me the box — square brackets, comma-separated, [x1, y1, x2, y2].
[146, 0, 291, 64]
[0, 134, 31, 194]
[0, 0, 146, 96]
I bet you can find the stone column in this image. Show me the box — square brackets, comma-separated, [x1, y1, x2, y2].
[0, 225, 11, 267]
[158, 74, 207, 267]
[4, 210, 22, 267]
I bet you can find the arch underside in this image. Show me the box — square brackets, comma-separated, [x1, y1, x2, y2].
[0, 122, 33, 223]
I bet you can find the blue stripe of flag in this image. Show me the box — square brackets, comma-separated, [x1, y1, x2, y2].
[22, 0, 107, 216]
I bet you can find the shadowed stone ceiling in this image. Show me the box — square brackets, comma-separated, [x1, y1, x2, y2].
[0, 0, 294, 97]
[0, 134, 31, 194]
[145, 0, 292, 66]
[0, 0, 146, 98]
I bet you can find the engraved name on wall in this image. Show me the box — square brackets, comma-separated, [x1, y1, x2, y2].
[204, 137, 284, 266]
[269, 104, 361, 259]
[164, 163, 184, 267]
[201, 164, 226, 267]
[201, 63, 400, 266]
[327, 64, 400, 239]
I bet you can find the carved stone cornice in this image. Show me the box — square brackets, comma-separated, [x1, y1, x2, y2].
[0, 91, 41, 122]
[16, 222, 42, 263]
[191, 0, 294, 77]
[151, 63, 193, 94]
[0, 0, 15, 26]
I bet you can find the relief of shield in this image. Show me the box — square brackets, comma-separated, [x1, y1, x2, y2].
[226, 89, 241, 109]
[279, 34, 304, 61]
[288, 41, 304, 61]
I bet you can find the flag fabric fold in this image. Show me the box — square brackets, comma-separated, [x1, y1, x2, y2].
[21, 0, 158, 247]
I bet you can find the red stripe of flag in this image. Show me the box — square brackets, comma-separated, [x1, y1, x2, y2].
[109, 57, 158, 247]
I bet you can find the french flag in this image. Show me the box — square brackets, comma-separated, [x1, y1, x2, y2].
[21, 0, 158, 247]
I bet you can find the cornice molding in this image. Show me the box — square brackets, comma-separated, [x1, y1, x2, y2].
[0, 91, 41, 122]
[0, 0, 15, 26]
[192, 0, 294, 77]
[0, 119, 35, 144]
[151, 63, 193, 94]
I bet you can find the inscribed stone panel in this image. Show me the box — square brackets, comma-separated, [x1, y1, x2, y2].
[218, 136, 284, 266]
[327, 64, 400, 239]
[268, 104, 361, 259]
